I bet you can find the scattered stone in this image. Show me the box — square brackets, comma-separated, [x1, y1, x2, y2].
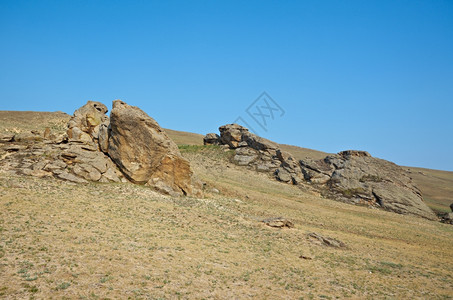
[262, 217, 294, 228]
[307, 232, 346, 248]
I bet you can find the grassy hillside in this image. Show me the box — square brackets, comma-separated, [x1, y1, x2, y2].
[163, 128, 204, 146]
[1, 147, 452, 298]
[1, 111, 452, 298]
[0, 111, 69, 135]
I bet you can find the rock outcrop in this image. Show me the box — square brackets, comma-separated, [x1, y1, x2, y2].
[108, 100, 202, 197]
[205, 124, 437, 221]
[0, 135, 124, 184]
[0, 102, 124, 184]
[0, 100, 202, 197]
[300, 151, 437, 220]
[213, 124, 303, 184]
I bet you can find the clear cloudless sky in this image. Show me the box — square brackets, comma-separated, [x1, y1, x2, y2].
[1, 0, 452, 171]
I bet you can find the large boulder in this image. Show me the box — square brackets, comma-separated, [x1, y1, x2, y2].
[107, 100, 202, 197]
[300, 151, 437, 220]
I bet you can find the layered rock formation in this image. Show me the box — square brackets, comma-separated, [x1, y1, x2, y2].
[0, 100, 202, 197]
[205, 125, 437, 220]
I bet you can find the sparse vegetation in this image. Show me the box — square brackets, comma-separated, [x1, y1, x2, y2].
[0, 112, 452, 298]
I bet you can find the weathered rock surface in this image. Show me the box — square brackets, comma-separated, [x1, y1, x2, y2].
[67, 101, 109, 148]
[209, 124, 303, 184]
[108, 100, 202, 197]
[300, 151, 437, 220]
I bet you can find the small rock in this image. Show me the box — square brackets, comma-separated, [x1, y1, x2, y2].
[299, 255, 313, 260]
[262, 217, 294, 228]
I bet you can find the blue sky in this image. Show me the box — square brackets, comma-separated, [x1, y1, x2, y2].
[1, 0, 452, 171]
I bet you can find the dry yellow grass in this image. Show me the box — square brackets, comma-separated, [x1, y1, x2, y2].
[406, 167, 453, 213]
[1, 112, 453, 299]
[1, 147, 452, 299]
[164, 129, 204, 146]
[0, 111, 70, 135]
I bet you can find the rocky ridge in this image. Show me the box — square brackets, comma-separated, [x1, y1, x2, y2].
[205, 124, 437, 220]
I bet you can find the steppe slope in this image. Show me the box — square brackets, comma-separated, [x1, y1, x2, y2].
[0, 111, 452, 299]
